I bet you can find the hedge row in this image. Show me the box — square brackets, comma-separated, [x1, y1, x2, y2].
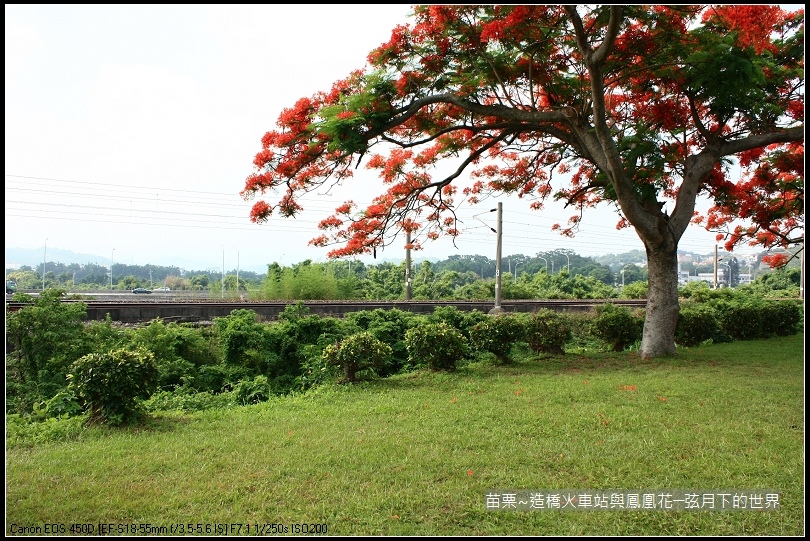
[6, 293, 804, 424]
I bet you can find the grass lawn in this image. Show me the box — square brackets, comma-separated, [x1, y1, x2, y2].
[5, 334, 804, 535]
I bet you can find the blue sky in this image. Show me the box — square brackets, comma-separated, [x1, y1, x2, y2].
[5, 4, 767, 272]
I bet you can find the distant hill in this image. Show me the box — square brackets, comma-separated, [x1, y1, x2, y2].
[5, 247, 108, 269]
[4, 246, 269, 274]
[5, 245, 730, 276]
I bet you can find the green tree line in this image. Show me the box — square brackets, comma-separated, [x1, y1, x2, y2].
[7, 249, 801, 299]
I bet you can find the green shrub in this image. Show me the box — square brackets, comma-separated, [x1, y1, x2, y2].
[195, 364, 253, 394]
[426, 305, 467, 329]
[322, 332, 393, 382]
[84, 316, 128, 350]
[39, 390, 83, 419]
[524, 309, 572, 355]
[679, 280, 713, 302]
[714, 298, 804, 341]
[262, 323, 307, 384]
[761, 300, 803, 336]
[284, 313, 348, 346]
[591, 303, 643, 352]
[344, 309, 417, 375]
[130, 319, 218, 390]
[297, 344, 341, 391]
[67, 347, 159, 425]
[742, 267, 801, 298]
[714, 300, 768, 341]
[214, 309, 269, 368]
[405, 322, 468, 371]
[560, 311, 601, 353]
[5, 289, 94, 415]
[232, 375, 272, 405]
[130, 320, 196, 390]
[143, 387, 236, 413]
[468, 314, 524, 363]
[265, 314, 350, 390]
[620, 281, 648, 299]
[427, 306, 489, 339]
[213, 308, 348, 394]
[675, 302, 721, 347]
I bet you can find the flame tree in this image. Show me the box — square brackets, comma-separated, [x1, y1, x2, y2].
[241, 5, 804, 359]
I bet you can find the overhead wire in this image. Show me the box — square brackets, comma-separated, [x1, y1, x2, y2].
[6, 173, 762, 260]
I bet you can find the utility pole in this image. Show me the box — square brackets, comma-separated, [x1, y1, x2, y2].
[714, 245, 719, 289]
[492, 202, 503, 313]
[473, 205, 502, 312]
[405, 230, 412, 301]
[221, 246, 225, 299]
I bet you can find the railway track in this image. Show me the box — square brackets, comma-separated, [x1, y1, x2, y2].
[5, 298, 647, 324]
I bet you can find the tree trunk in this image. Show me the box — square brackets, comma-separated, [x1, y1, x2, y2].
[640, 243, 680, 359]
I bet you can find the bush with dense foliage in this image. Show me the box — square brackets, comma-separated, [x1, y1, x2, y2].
[711, 298, 804, 341]
[762, 300, 803, 336]
[675, 302, 722, 347]
[143, 387, 236, 413]
[232, 375, 272, 405]
[67, 347, 159, 425]
[214, 309, 272, 369]
[343, 308, 417, 375]
[523, 309, 573, 355]
[405, 322, 468, 371]
[620, 281, 649, 300]
[130, 319, 219, 391]
[322, 332, 393, 382]
[526, 272, 618, 300]
[468, 314, 525, 364]
[591, 303, 644, 352]
[35, 390, 83, 420]
[714, 300, 769, 341]
[5, 289, 93, 415]
[271, 310, 350, 390]
[210, 306, 349, 394]
[678, 280, 715, 302]
[426, 305, 490, 340]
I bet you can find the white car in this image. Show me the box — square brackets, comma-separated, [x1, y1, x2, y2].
[153, 286, 171, 292]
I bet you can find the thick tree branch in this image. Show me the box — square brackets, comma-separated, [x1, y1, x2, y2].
[718, 127, 804, 156]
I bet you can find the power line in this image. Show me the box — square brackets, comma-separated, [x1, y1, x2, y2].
[6, 173, 764, 259]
